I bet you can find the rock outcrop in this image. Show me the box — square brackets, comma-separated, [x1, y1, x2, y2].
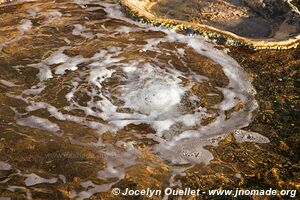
[120, 0, 300, 49]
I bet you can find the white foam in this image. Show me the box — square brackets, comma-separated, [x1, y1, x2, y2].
[55, 55, 85, 75]
[89, 68, 115, 89]
[72, 24, 86, 36]
[65, 81, 79, 101]
[24, 173, 58, 186]
[217, 88, 240, 110]
[46, 48, 70, 65]
[6, 2, 271, 195]
[116, 26, 141, 34]
[0, 79, 17, 87]
[41, 47, 87, 75]
[16, 116, 61, 134]
[26, 7, 40, 16]
[45, 10, 62, 19]
[0, 161, 12, 171]
[25, 102, 110, 134]
[36, 64, 53, 81]
[235, 173, 242, 179]
[155, 133, 229, 165]
[18, 2, 262, 163]
[234, 130, 270, 143]
[177, 48, 185, 57]
[22, 83, 46, 96]
[72, 181, 114, 200]
[72, 24, 94, 39]
[122, 66, 185, 117]
[155, 138, 214, 165]
[58, 174, 66, 183]
[19, 19, 32, 34]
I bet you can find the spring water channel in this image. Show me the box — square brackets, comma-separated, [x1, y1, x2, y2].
[0, 0, 271, 199]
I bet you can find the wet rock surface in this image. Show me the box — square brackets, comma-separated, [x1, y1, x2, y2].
[180, 46, 300, 199]
[0, 0, 299, 199]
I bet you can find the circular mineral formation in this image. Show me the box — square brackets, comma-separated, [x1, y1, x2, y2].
[0, 0, 261, 166]
[0, 0, 278, 199]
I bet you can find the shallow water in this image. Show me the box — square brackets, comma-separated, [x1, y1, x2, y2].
[0, 0, 274, 199]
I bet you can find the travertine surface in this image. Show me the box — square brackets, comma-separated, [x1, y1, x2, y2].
[133, 0, 300, 38]
[121, 0, 300, 49]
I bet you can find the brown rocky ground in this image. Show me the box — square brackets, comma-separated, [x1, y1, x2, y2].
[0, 43, 298, 200]
[176, 46, 300, 200]
[0, 0, 299, 199]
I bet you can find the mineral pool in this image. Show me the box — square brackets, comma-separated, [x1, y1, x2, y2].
[0, 0, 270, 199]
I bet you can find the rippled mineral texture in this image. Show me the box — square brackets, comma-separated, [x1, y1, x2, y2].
[0, 0, 299, 200]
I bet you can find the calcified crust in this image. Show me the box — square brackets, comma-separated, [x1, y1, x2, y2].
[120, 0, 300, 49]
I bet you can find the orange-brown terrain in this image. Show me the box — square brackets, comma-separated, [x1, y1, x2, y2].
[0, 0, 299, 199]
